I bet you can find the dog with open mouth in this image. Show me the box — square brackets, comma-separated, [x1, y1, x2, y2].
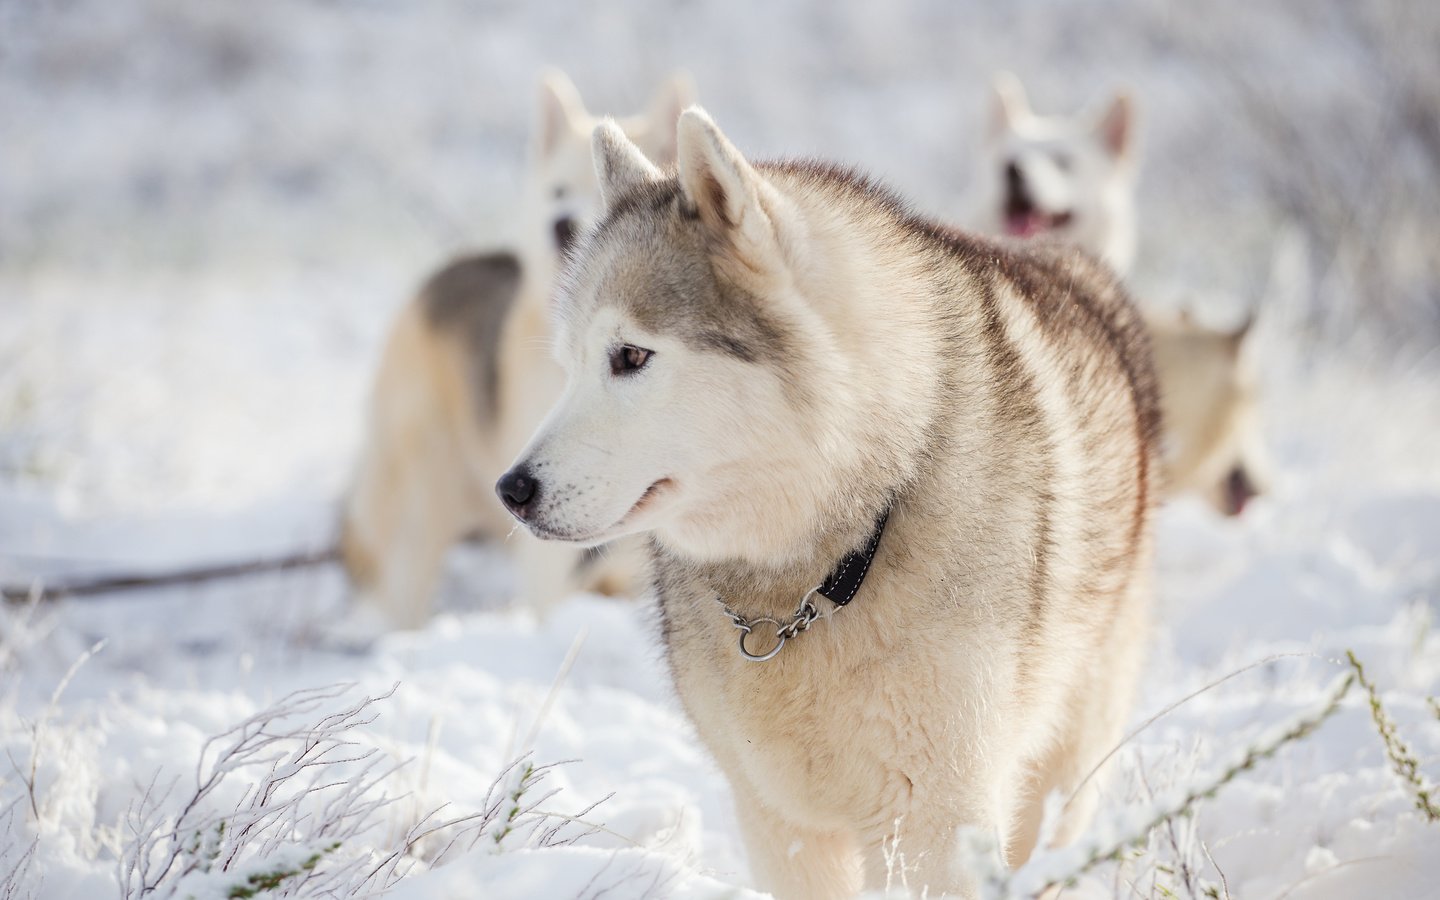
[979, 71, 1137, 275]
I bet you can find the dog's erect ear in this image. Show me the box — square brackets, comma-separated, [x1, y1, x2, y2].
[676, 107, 779, 256]
[593, 120, 663, 212]
[990, 71, 1031, 138]
[1093, 92, 1135, 161]
[1230, 311, 1255, 341]
[643, 72, 696, 166]
[536, 70, 588, 160]
[1228, 308, 1261, 363]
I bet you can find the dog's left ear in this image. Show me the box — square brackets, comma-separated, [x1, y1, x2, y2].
[535, 70, 588, 160]
[990, 71, 1031, 139]
[1228, 308, 1260, 362]
[1093, 92, 1135, 161]
[643, 72, 696, 166]
[676, 107, 781, 264]
[593, 120, 663, 213]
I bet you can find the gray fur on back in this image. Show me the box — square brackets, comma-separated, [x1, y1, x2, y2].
[420, 251, 523, 421]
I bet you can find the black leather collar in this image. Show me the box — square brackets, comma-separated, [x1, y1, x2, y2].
[816, 507, 889, 607]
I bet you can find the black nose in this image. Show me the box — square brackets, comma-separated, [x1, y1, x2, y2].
[553, 217, 577, 253]
[1005, 161, 1024, 190]
[496, 466, 540, 519]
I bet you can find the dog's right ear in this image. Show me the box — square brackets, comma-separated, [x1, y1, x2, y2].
[593, 120, 662, 212]
[1093, 91, 1135, 161]
[1227, 308, 1261, 364]
[990, 71, 1031, 138]
[536, 69, 588, 160]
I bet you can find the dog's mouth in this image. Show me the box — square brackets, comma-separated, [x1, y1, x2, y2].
[528, 478, 675, 545]
[1004, 197, 1074, 237]
[618, 478, 674, 526]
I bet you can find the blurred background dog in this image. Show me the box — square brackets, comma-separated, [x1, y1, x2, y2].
[341, 70, 691, 629]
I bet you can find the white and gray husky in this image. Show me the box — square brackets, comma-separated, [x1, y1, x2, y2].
[499, 106, 1161, 897]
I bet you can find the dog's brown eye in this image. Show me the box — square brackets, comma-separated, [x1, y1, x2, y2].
[610, 344, 653, 375]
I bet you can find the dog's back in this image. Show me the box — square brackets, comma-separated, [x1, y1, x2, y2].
[922, 231, 1161, 858]
[416, 254, 524, 427]
[341, 253, 524, 624]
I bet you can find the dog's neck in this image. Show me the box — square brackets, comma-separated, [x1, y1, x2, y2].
[1092, 185, 1136, 275]
[657, 495, 897, 622]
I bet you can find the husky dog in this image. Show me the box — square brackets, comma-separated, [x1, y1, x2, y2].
[341, 70, 692, 628]
[498, 108, 1161, 896]
[980, 72, 1137, 275]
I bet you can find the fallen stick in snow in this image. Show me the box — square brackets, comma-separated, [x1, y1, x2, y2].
[0, 545, 342, 603]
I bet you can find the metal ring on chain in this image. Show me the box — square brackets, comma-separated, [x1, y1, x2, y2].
[736, 617, 787, 662]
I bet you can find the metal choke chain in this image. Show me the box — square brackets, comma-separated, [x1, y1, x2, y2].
[721, 586, 824, 662]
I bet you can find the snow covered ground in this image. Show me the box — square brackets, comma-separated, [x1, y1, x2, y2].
[3, 1, 1439, 898]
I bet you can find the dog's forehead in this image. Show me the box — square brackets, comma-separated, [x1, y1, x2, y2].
[563, 193, 700, 319]
[1005, 116, 1097, 152]
[558, 183, 789, 364]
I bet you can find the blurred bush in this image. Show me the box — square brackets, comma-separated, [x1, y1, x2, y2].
[0, 0, 1434, 345]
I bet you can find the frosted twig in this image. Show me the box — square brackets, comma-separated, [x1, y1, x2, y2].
[1347, 650, 1440, 821]
[5, 639, 105, 823]
[119, 682, 402, 898]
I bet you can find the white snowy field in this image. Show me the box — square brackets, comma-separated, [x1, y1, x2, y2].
[3, 1, 1440, 898]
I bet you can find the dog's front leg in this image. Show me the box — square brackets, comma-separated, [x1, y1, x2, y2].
[731, 781, 862, 900]
[856, 770, 1018, 899]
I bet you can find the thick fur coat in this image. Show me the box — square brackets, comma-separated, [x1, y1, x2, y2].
[499, 108, 1161, 897]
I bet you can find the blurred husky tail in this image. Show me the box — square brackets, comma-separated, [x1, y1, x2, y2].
[1148, 307, 1270, 516]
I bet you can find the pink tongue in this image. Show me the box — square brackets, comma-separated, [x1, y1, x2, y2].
[1005, 212, 1045, 237]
